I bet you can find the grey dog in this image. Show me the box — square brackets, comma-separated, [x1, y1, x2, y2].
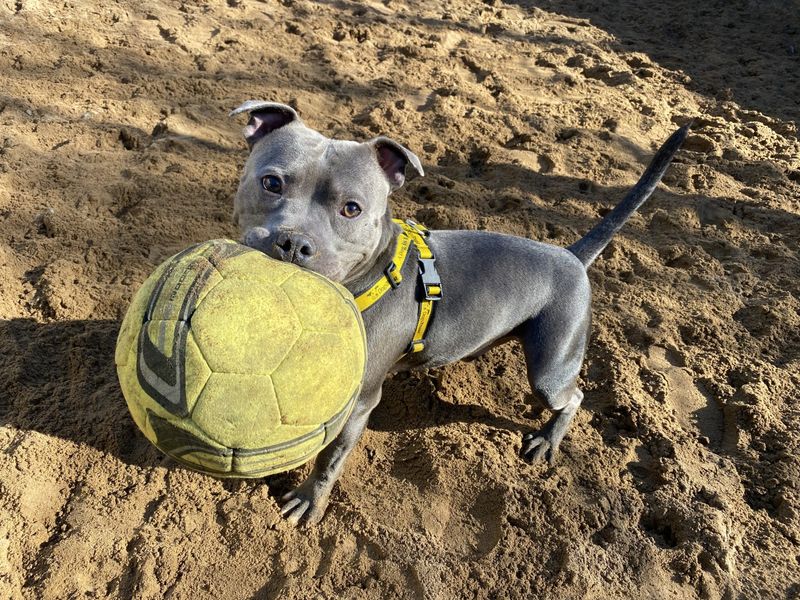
[230, 100, 688, 525]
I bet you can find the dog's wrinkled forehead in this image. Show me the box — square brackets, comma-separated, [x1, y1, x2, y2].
[247, 122, 327, 171]
[247, 125, 391, 199]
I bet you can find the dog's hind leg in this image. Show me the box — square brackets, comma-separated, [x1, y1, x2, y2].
[517, 270, 592, 464]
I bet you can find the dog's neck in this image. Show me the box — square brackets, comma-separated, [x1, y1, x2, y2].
[341, 214, 401, 295]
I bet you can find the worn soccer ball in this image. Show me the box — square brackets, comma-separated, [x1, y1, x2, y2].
[115, 239, 366, 478]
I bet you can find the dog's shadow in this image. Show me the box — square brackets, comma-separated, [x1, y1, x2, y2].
[370, 370, 533, 435]
[0, 318, 527, 469]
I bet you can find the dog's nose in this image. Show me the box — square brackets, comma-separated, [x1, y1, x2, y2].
[273, 231, 317, 267]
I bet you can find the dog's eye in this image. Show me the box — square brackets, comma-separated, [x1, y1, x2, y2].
[341, 201, 362, 218]
[261, 175, 282, 194]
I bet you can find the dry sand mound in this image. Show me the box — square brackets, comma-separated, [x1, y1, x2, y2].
[0, 1, 798, 598]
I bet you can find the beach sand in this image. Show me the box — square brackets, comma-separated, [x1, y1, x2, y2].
[0, 1, 798, 598]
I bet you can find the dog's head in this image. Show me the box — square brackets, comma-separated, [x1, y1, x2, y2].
[231, 101, 423, 284]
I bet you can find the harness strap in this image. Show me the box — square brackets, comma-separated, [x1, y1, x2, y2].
[354, 225, 413, 312]
[354, 219, 441, 355]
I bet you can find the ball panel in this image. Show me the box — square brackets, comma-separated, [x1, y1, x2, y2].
[184, 331, 212, 414]
[115, 260, 169, 367]
[280, 270, 365, 337]
[146, 409, 233, 474]
[118, 336, 203, 446]
[177, 451, 233, 474]
[191, 277, 301, 375]
[146, 256, 225, 324]
[116, 358, 157, 445]
[271, 331, 363, 426]
[136, 319, 197, 417]
[213, 250, 298, 286]
[231, 428, 326, 477]
[142, 319, 180, 357]
[191, 372, 281, 448]
[257, 422, 320, 445]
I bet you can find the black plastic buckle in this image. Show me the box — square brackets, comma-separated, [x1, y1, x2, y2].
[384, 261, 401, 289]
[418, 258, 441, 300]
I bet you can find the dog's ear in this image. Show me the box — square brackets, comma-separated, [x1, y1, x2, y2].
[230, 101, 300, 149]
[369, 137, 424, 189]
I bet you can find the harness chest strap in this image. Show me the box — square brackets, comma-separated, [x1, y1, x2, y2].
[354, 219, 441, 354]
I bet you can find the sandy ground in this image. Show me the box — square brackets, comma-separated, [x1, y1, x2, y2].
[0, 0, 799, 598]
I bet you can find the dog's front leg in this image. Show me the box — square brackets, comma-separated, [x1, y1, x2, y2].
[280, 385, 382, 526]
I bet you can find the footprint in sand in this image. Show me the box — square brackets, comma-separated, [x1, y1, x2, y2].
[645, 346, 724, 448]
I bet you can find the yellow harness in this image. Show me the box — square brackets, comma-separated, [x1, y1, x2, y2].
[354, 219, 441, 356]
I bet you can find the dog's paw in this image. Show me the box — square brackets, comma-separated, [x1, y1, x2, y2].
[520, 431, 559, 464]
[520, 405, 579, 465]
[280, 478, 331, 527]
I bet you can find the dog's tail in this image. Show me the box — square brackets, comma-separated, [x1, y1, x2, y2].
[567, 123, 690, 268]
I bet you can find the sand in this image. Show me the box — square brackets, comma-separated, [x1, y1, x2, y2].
[0, 0, 798, 598]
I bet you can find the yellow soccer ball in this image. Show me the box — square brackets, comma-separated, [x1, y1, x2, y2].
[115, 240, 366, 477]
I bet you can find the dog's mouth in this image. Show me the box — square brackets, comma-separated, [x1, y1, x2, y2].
[242, 227, 370, 285]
